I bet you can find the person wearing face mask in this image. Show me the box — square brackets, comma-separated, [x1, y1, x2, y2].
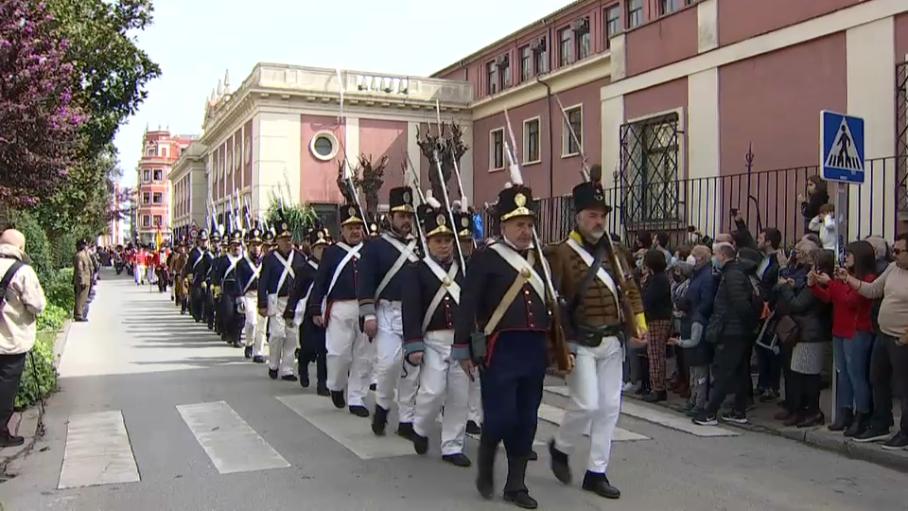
[453, 184, 572, 509]
[310, 204, 373, 416]
[845, 232, 908, 449]
[672, 245, 716, 417]
[545, 180, 646, 502]
[358, 187, 421, 436]
[402, 203, 470, 467]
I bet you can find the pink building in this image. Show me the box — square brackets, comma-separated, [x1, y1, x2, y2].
[435, 0, 908, 242]
[135, 130, 196, 244]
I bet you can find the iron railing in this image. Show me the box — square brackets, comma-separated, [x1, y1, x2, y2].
[897, 61, 908, 222]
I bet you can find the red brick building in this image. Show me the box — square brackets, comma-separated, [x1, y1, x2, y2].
[135, 130, 196, 245]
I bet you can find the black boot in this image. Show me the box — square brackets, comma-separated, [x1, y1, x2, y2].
[582, 471, 621, 499]
[316, 384, 330, 396]
[299, 366, 310, 388]
[330, 390, 346, 409]
[396, 422, 415, 441]
[548, 439, 572, 484]
[828, 408, 853, 432]
[502, 456, 537, 509]
[845, 412, 868, 438]
[475, 436, 497, 500]
[372, 405, 388, 436]
[244, 346, 252, 359]
[411, 431, 429, 455]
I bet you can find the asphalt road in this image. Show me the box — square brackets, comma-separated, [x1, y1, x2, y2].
[0, 270, 905, 511]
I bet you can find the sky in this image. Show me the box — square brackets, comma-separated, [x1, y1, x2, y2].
[114, 0, 568, 186]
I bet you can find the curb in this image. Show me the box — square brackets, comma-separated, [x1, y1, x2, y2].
[624, 393, 908, 473]
[52, 320, 72, 370]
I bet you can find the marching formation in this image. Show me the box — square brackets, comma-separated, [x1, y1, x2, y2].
[154, 173, 644, 510]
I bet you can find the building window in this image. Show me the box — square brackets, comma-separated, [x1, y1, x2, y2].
[142, 215, 150, 227]
[159, 146, 168, 158]
[143, 192, 150, 205]
[145, 146, 154, 156]
[153, 215, 162, 227]
[627, 0, 643, 29]
[574, 18, 591, 60]
[310, 131, 338, 161]
[562, 105, 583, 156]
[486, 61, 498, 95]
[489, 128, 505, 171]
[498, 54, 511, 89]
[153, 192, 162, 204]
[605, 4, 621, 46]
[523, 118, 540, 164]
[661, 0, 690, 15]
[558, 28, 573, 67]
[519, 46, 531, 82]
[533, 37, 548, 74]
[619, 112, 681, 225]
[153, 169, 163, 181]
[143, 169, 151, 183]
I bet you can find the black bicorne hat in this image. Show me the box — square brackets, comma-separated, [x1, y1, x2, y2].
[388, 186, 415, 214]
[572, 181, 612, 214]
[340, 204, 364, 226]
[496, 185, 535, 222]
[418, 204, 455, 238]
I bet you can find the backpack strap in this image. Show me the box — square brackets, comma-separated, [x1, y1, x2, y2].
[0, 260, 25, 306]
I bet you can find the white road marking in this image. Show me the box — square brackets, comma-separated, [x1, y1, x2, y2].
[544, 385, 738, 437]
[537, 403, 650, 441]
[277, 394, 415, 460]
[58, 410, 140, 489]
[176, 401, 290, 474]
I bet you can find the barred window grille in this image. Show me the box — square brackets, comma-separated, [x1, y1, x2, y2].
[620, 112, 682, 228]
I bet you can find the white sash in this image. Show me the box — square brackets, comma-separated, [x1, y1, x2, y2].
[294, 259, 319, 325]
[374, 233, 419, 300]
[422, 260, 460, 333]
[241, 256, 261, 294]
[489, 243, 545, 301]
[325, 242, 362, 303]
[190, 247, 203, 270]
[267, 251, 295, 316]
[223, 255, 241, 282]
[565, 238, 620, 305]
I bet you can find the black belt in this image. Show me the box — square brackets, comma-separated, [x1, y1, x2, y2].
[575, 323, 624, 347]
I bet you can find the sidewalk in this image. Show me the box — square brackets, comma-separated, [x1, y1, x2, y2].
[625, 386, 908, 473]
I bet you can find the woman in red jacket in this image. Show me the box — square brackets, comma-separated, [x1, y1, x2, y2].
[811, 241, 877, 437]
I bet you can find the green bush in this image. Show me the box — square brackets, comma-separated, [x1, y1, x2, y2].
[15, 332, 58, 409]
[8, 210, 52, 280]
[37, 303, 69, 332]
[44, 268, 75, 312]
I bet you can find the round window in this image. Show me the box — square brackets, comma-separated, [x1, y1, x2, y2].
[310, 131, 338, 161]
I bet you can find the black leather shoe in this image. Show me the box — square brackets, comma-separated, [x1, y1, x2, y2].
[582, 471, 621, 499]
[503, 491, 538, 509]
[349, 405, 370, 418]
[0, 434, 25, 447]
[412, 432, 429, 455]
[244, 346, 252, 359]
[548, 439, 572, 484]
[268, 369, 278, 380]
[527, 449, 538, 461]
[466, 420, 482, 435]
[330, 391, 346, 409]
[442, 452, 472, 467]
[396, 422, 415, 441]
[642, 390, 667, 403]
[281, 374, 298, 382]
[372, 406, 388, 436]
[316, 385, 330, 397]
[299, 372, 310, 388]
[252, 355, 265, 364]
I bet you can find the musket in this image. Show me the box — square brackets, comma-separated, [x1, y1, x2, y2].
[434, 100, 476, 250]
[333, 68, 368, 226]
[403, 155, 429, 257]
[242, 195, 253, 230]
[502, 108, 571, 371]
[430, 145, 467, 272]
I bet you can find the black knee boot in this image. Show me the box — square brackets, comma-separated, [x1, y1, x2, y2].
[503, 455, 537, 509]
[476, 435, 497, 500]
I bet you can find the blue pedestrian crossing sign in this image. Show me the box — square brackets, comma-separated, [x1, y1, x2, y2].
[820, 111, 864, 184]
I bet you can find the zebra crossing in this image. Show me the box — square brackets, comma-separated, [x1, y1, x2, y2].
[55, 389, 739, 489]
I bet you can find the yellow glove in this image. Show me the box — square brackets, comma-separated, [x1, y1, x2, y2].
[633, 313, 649, 338]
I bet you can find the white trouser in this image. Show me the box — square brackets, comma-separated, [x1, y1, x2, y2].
[147, 266, 157, 284]
[554, 336, 623, 474]
[326, 300, 375, 407]
[136, 264, 145, 284]
[243, 293, 267, 357]
[373, 301, 420, 421]
[468, 375, 482, 424]
[413, 331, 469, 455]
[267, 296, 298, 376]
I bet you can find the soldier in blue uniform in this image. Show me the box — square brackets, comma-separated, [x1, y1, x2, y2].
[403, 203, 471, 467]
[214, 231, 246, 348]
[295, 226, 331, 394]
[204, 229, 223, 331]
[453, 185, 570, 509]
[183, 229, 212, 323]
[238, 227, 266, 361]
[257, 220, 307, 380]
[310, 204, 373, 417]
[359, 187, 421, 437]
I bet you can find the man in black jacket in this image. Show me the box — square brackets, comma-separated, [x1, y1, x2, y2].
[694, 244, 760, 426]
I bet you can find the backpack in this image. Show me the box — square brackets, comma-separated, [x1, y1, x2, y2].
[0, 259, 25, 310]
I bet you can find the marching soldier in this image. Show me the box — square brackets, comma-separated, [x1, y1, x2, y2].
[403, 203, 470, 467]
[257, 220, 307, 380]
[310, 204, 373, 417]
[238, 227, 266, 362]
[456, 210, 483, 436]
[296, 227, 331, 394]
[183, 230, 212, 323]
[546, 179, 646, 500]
[453, 184, 571, 509]
[215, 231, 246, 348]
[205, 229, 223, 331]
[359, 187, 420, 437]
[169, 240, 189, 314]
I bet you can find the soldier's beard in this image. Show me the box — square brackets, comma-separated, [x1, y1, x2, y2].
[579, 226, 605, 244]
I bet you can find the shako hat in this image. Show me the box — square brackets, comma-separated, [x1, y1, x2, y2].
[388, 186, 415, 214]
[418, 204, 455, 238]
[228, 230, 243, 246]
[454, 211, 474, 240]
[497, 185, 535, 222]
[245, 227, 263, 244]
[197, 229, 209, 241]
[308, 228, 332, 247]
[340, 204, 364, 226]
[571, 181, 612, 214]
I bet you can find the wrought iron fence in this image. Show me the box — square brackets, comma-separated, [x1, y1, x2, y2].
[897, 61, 908, 223]
[482, 156, 905, 248]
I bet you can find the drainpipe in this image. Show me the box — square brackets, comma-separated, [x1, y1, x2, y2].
[537, 76, 555, 198]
